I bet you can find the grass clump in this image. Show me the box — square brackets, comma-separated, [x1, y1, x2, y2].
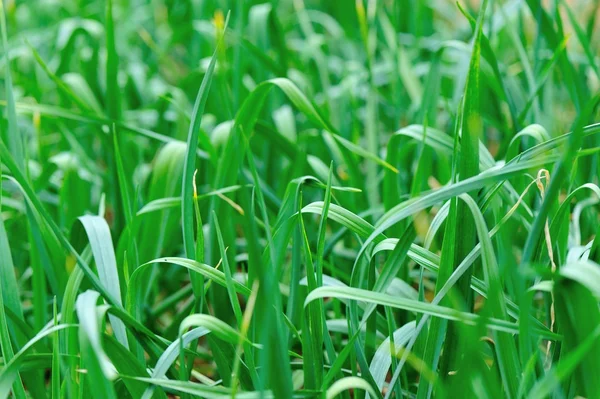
[1, 0, 600, 398]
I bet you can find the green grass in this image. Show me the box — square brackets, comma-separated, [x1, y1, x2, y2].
[1, 0, 600, 398]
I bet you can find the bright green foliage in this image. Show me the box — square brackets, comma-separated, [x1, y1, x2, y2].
[1, 0, 600, 398]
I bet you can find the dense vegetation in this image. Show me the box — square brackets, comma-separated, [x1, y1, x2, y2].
[1, 0, 600, 397]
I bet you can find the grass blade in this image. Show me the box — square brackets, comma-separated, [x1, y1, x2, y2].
[75, 215, 128, 348]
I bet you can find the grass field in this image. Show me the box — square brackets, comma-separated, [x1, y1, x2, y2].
[1, 0, 600, 397]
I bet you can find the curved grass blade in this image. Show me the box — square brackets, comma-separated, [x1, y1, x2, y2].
[326, 376, 377, 399]
[141, 327, 210, 399]
[75, 215, 128, 348]
[366, 322, 416, 399]
[304, 286, 557, 339]
[76, 291, 117, 383]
